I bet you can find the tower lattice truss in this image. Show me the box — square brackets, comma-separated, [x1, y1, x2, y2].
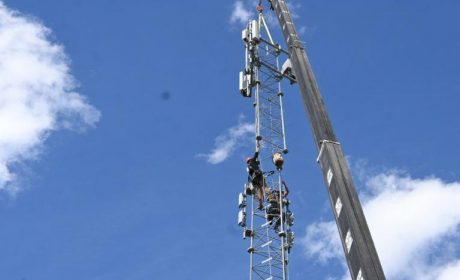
[237, 12, 297, 280]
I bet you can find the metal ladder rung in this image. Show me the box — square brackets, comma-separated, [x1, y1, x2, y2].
[261, 221, 271, 227]
[261, 240, 273, 248]
[261, 257, 273, 264]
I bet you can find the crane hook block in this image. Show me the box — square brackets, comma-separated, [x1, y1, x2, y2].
[256, 5, 264, 13]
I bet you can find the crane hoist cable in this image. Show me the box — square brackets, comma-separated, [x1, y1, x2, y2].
[257, 10, 275, 46]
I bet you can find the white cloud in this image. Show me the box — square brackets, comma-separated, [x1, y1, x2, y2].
[0, 2, 100, 194]
[199, 116, 254, 165]
[300, 166, 460, 280]
[302, 220, 342, 264]
[230, 1, 254, 26]
[437, 261, 460, 280]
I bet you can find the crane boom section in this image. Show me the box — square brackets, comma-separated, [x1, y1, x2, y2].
[270, 1, 386, 279]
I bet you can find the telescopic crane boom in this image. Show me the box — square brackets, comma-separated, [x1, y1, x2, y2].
[268, 1, 386, 279]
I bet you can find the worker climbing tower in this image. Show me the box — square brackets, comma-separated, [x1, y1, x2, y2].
[237, 1, 386, 280]
[237, 7, 296, 280]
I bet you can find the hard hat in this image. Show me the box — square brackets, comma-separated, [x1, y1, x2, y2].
[246, 157, 253, 163]
[273, 152, 284, 168]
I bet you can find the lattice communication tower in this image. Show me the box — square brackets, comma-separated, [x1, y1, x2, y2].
[237, 10, 297, 280]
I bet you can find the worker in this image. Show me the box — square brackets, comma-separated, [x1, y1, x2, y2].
[266, 180, 290, 232]
[246, 151, 266, 210]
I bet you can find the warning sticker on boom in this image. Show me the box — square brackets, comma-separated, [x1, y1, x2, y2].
[327, 168, 333, 186]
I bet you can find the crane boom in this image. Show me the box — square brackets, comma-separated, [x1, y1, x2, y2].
[269, 1, 386, 279]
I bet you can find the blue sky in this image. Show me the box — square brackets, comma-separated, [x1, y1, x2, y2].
[0, 1, 460, 279]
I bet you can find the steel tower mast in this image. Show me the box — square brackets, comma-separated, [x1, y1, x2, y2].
[266, 1, 387, 279]
[237, 11, 295, 280]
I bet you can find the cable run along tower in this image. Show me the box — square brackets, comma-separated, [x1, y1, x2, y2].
[237, 9, 296, 280]
[237, 1, 386, 280]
